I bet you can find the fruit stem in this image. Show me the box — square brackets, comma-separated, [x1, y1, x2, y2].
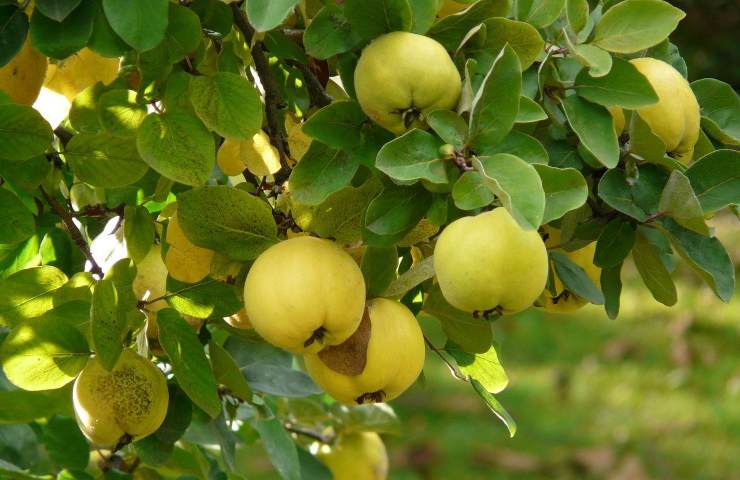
[355, 390, 386, 404]
[423, 335, 468, 382]
[303, 326, 327, 348]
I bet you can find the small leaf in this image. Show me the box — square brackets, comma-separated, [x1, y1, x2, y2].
[361, 246, 398, 297]
[245, 0, 300, 33]
[136, 112, 215, 187]
[189, 72, 263, 141]
[36, 0, 82, 22]
[472, 17, 544, 71]
[428, 0, 511, 51]
[0, 104, 53, 162]
[517, 0, 565, 28]
[381, 255, 435, 299]
[658, 218, 734, 303]
[566, 0, 589, 33]
[471, 379, 516, 437]
[30, 2, 94, 59]
[516, 96, 548, 123]
[123, 206, 154, 264]
[476, 130, 548, 165]
[452, 171, 495, 211]
[344, 0, 412, 41]
[469, 45, 522, 153]
[601, 263, 622, 319]
[0, 266, 68, 328]
[65, 133, 149, 188]
[96, 89, 148, 137]
[158, 309, 221, 417]
[424, 286, 492, 354]
[102, 0, 168, 51]
[551, 251, 604, 304]
[290, 143, 361, 206]
[177, 186, 277, 261]
[252, 415, 301, 480]
[303, 5, 363, 60]
[658, 170, 710, 236]
[447, 341, 507, 393]
[628, 112, 667, 164]
[594, 218, 636, 269]
[0, 189, 35, 245]
[302, 101, 367, 150]
[363, 183, 432, 247]
[597, 166, 668, 221]
[561, 95, 619, 168]
[632, 228, 677, 306]
[570, 44, 612, 77]
[0, 314, 89, 391]
[691, 78, 740, 145]
[473, 154, 545, 230]
[592, 0, 685, 54]
[534, 164, 588, 224]
[209, 341, 252, 402]
[684, 149, 740, 213]
[426, 109, 468, 150]
[376, 129, 449, 184]
[574, 57, 659, 108]
[166, 277, 241, 320]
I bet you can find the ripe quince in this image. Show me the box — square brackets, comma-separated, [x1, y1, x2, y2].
[0, 36, 47, 105]
[317, 432, 388, 480]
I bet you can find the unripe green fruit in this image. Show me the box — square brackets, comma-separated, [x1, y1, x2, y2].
[73, 349, 168, 446]
[354, 32, 461, 135]
[244, 236, 366, 353]
[317, 432, 388, 480]
[434, 208, 548, 314]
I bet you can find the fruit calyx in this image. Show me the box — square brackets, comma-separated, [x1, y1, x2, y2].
[304, 326, 328, 349]
[355, 390, 386, 404]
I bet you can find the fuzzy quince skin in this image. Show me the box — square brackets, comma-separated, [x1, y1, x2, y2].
[304, 298, 425, 404]
[317, 432, 389, 480]
[630, 58, 700, 163]
[73, 349, 168, 446]
[539, 227, 600, 313]
[133, 244, 168, 311]
[434, 208, 548, 314]
[0, 36, 47, 105]
[354, 32, 461, 135]
[244, 236, 366, 353]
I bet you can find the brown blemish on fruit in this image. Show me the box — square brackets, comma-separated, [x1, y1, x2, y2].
[318, 308, 371, 376]
[94, 366, 154, 425]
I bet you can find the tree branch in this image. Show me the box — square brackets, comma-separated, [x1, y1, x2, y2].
[284, 423, 333, 444]
[230, 3, 292, 186]
[39, 186, 104, 278]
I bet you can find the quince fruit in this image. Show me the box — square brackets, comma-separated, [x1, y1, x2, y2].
[317, 432, 388, 480]
[0, 36, 47, 105]
[217, 131, 281, 177]
[133, 244, 168, 311]
[165, 213, 214, 284]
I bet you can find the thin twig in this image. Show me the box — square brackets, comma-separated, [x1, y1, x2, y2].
[423, 335, 468, 382]
[53, 126, 74, 148]
[40, 186, 104, 278]
[138, 279, 218, 308]
[284, 423, 332, 444]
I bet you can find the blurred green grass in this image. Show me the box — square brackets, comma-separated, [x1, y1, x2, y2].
[389, 216, 740, 480]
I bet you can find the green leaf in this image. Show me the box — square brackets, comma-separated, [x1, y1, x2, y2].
[252, 416, 301, 480]
[161, 3, 201, 63]
[344, 0, 412, 41]
[561, 95, 619, 168]
[428, 0, 512, 51]
[88, 0, 129, 58]
[426, 109, 468, 150]
[551, 251, 604, 304]
[0, 104, 53, 162]
[29, 2, 94, 59]
[424, 286, 492, 354]
[189, 0, 232, 36]
[691, 78, 740, 145]
[303, 5, 363, 60]
[209, 341, 252, 402]
[64, 133, 149, 188]
[517, 0, 565, 28]
[476, 130, 548, 165]
[632, 228, 677, 306]
[658, 218, 734, 303]
[36, 0, 82, 22]
[96, 89, 148, 137]
[452, 171, 495, 211]
[0, 6, 28, 67]
[0, 389, 71, 423]
[0, 266, 68, 328]
[516, 96, 548, 123]
[41, 416, 89, 471]
[166, 277, 241, 319]
[534, 164, 588, 224]
[381, 255, 435, 299]
[68, 82, 104, 133]
[597, 166, 668, 221]
[289, 142, 360, 206]
[574, 57, 659, 108]
[134, 385, 193, 465]
[474, 18, 544, 71]
[0, 155, 51, 193]
[0, 313, 89, 391]
[0, 189, 34, 245]
[136, 112, 215, 187]
[447, 340, 507, 393]
[469, 45, 521, 153]
[473, 154, 545, 230]
[361, 246, 398, 297]
[157, 309, 221, 417]
[363, 183, 431, 247]
[628, 111, 667, 164]
[658, 170, 709, 236]
[685, 149, 740, 213]
[594, 219, 636, 269]
[123, 206, 154, 264]
[407, 0, 438, 33]
[570, 44, 612, 77]
[592, 0, 685, 54]
[376, 129, 449, 184]
[189, 73, 263, 141]
[90, 277, 123, 370]
[245, 0, 299, 33]
[566, 0, 589, 33]
[471, 379, 516, 437]
[302, 101, 367, 150]
[601, 263, 622, 319]
[177, 186, 278, 261]
[102, 0, 168, 51]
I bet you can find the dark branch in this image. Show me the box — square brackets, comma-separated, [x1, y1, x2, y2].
[53, 126, 74, 148]
[39, 186, 104, 278]
[284, 423, 332, 444]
